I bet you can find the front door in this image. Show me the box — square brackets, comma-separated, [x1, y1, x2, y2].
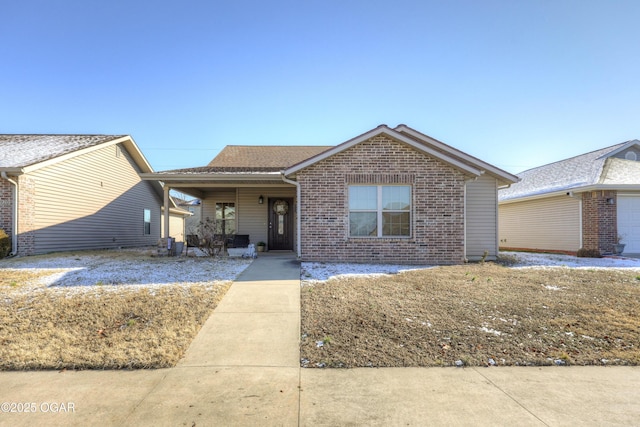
[269, 198, 294, 250]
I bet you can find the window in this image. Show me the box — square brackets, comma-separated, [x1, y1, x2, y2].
[349, 185, 411, 237]
[143, 209, 151, 235]
[215, 202, 236, 234]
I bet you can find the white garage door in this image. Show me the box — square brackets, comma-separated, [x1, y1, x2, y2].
[618, 195, 640, 254]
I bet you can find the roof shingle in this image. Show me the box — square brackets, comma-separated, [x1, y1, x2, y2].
[0, 134, 126, 168]
[207, 145, 332, 170]
[498, 141, 635, 201]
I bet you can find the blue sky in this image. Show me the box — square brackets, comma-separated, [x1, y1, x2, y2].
[2, 0, 639, 173]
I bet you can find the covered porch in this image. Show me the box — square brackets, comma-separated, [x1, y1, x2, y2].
[142, 171, 299, 255]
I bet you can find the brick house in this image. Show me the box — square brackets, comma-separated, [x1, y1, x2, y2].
[0, 135, 187, 256]
[499, 140, 640, 256]
[144, 124, 518, 264]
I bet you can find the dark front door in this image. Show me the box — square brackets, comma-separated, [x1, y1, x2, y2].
[269, 198, 294, 250]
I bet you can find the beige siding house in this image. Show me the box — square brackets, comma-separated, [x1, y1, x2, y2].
[143, 124, 518, 264]
[0, 135, 183, 256]
[499, 140, 640, 255]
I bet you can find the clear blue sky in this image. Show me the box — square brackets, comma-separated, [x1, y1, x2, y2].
[2, 0, 639, 173]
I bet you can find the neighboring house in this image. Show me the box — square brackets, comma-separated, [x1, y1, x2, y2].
[0, 135, 183, 256]
[498, 140, 640, 256]
[176, 198, 202, 238]
[143, 124, 518, 264]
[161, 198, 192, 243]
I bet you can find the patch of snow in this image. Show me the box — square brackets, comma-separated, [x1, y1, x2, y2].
[1, 248, 253, 297]
[507, 251, 640, 269]
[301, 262, 432, 283]
[479, 326, 502, 336]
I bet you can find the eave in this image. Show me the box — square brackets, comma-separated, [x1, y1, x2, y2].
[499, 184, 640, 205]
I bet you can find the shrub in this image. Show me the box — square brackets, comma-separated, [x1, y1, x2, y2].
[0, 229, 11, 258]
[576, 248, 602, 258]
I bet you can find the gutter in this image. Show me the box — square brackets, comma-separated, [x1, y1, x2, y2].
[1, 172, 18, 256]
[280, 173, 301, 258]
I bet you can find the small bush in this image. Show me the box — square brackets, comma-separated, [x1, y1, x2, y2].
[0, 229, 11, 259]
[577, 248, 602, 258]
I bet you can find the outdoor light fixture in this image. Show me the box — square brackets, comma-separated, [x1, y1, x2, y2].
[606, 198, 615, 205]
[258, 195, 264, 204]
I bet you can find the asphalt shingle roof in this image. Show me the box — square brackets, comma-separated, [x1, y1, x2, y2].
[499, 141, 639, 201]
[207, 145, 332, 170]
[0, 134, 125, 168]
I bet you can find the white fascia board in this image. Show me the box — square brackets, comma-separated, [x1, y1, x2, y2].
[597, 140, 640, 160]
[140, 172, 283, 181]
[499, 184, 640, 205]
[285, 125, 483, 177]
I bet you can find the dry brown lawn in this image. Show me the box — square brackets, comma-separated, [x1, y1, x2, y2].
[0, 277, 229, 370]
[301, 262, 640, 368]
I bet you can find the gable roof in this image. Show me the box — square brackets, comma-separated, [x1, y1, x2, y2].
[284, 124, 519, 185]
[499, 140, 640, 202]
[0, 134, 154, 174]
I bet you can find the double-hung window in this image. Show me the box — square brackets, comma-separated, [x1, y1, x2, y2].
[349, 185, 411, 237]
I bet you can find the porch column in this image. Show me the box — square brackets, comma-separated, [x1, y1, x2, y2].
[164, 185, 170, 239]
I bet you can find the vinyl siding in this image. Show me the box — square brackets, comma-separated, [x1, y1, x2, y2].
[465, 175, 499, 260]
[499, 195, 581, 252]
[28, 143, 161, 253]
[200, 186, 295, 245]
[161, 212, 186, 242]
[238, 187, 295, 245]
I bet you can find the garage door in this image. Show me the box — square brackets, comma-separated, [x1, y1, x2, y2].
[617, 195, 640, 254]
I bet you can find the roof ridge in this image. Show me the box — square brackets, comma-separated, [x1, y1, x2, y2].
[517, 141, 628, 174]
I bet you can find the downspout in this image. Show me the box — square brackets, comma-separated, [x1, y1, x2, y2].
[163, 185, 170, 241]
[281, 173, 301, 258]
[1, 172, 18, 256]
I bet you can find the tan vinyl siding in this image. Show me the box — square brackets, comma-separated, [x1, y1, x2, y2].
[237, 187, 295, 245]
[200, 187, 295, 244]
[499, 195, 581, 252]
[29, 144, 161, 253]
[465, 175, 499, 260]
[161, 213, 186, 242]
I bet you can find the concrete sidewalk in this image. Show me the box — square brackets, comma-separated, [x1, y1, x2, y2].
[1, 253, 639, 426]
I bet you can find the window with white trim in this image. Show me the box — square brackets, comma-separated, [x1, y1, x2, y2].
[143, 209, 151, 235]
[349, 185, 411, 237]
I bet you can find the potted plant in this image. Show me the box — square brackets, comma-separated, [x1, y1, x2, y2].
[615, 235, 626, 255]
[257, 241, 266, 252]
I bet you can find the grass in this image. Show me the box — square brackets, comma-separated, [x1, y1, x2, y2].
[0, 282, 230, 370]
[301, 263, 640, 368]
[0, 249, 243, 370]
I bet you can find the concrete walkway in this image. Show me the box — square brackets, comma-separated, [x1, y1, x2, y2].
[1, 253, 640, 426]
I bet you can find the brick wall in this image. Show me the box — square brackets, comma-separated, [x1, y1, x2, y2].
[582, 190, 617, 254]
[0, 179, 13, 237]
[297, 135, 466, 264]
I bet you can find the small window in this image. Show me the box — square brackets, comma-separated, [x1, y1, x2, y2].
[625, 151, 637, 161]
[143, 209, 151, 235]
[349, 185, 411, 237]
